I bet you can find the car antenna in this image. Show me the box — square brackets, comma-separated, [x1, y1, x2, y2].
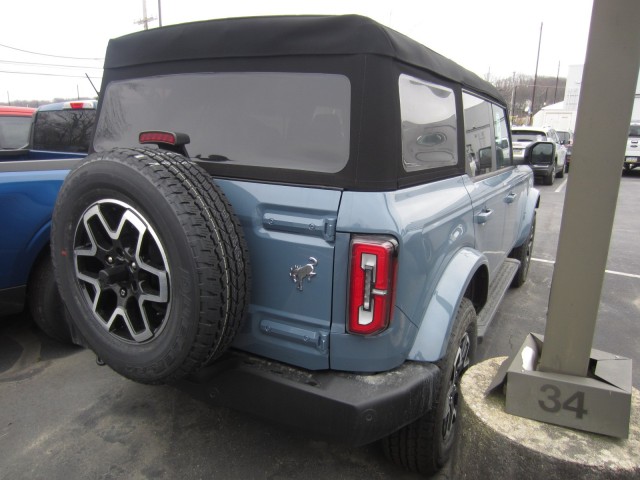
[85, 73, 99, 96]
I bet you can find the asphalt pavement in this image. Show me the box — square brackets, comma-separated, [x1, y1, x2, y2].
[1, 170, 639, 479]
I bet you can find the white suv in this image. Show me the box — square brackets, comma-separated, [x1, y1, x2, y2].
[624, 123, 640, 172]
[512, 126, 567, 184]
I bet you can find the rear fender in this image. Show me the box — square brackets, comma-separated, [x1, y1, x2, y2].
[407, 247, 487, 362]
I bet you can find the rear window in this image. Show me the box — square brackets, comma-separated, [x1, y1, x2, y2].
[94, 73, 351, 173]
[0, 116, 32, 149]
[629, 125, 640, 137]
[32, 109, 96, 152]
[512, 130, 548, 143]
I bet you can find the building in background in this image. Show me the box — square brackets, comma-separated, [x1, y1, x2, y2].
[534, 64, 640, 131]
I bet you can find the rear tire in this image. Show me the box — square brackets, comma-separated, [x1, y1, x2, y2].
[52, 148, 250, 384]
[28, 254, 73, 343]
[382, 298, 477, 476]
[509, 212, 536, 288]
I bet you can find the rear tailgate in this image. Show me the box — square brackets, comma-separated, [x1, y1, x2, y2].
[218, 179, 341, 370]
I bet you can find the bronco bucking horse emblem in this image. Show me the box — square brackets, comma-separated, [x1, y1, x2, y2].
[290, 257, 318, 291]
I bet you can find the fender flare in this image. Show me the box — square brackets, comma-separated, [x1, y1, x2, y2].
[407, 247, 488, 362]
[514, 187, 540, 248]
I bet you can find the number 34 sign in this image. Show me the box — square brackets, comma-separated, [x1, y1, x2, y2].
[489, 334, 632, 439]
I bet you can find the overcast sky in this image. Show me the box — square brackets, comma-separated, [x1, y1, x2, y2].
[2, 0, 594, 103]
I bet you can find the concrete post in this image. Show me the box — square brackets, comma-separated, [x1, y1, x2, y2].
[538, 0, 640, 376]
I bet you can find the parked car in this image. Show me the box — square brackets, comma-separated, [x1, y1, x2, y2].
[512, 125, 566, 184]
[0, 106, 35, 150]
[556, 129, 573, 172]
[51, 15, 539, 476]
[624, 123, 640, 172]
[0, 100, 96, 342]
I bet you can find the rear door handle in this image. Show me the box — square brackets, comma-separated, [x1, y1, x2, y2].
[476, 209, 493, 224]
[505, 192, 518, 204]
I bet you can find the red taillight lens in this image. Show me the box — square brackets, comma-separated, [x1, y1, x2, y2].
[348, 237, 398, 335]
[139, 131, 177, 145]
[63, 101, 95, 110]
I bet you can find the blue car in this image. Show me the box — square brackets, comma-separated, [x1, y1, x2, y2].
[0, 100, 96, 341]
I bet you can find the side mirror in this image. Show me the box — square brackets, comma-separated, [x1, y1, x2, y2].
[524, 141, 556, 164]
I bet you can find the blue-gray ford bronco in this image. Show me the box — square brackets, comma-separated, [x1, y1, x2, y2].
[51, 15, 539, 476]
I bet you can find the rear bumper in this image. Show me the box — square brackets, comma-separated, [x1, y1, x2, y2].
[531, 164, 553, 177]
[175, 350, 439, 446]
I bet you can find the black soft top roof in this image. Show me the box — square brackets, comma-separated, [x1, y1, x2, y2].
[104, 14, 503, 105]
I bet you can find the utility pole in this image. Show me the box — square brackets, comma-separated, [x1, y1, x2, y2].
[529, 22, 543, 125]
[157, 0, 163, 27]
[509, 71, 516, 115]
[135, 0, 157, 30]
[554, 61, 561, 104]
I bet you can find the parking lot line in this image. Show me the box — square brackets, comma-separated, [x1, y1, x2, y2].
[554, 178, 568, 193]
[531, 257, 640, 279]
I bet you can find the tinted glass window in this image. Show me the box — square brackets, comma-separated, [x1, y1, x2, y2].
[399, 75, 457, 172]
[32, 110, 96, 152]
[629, 125, 640, 137]
[512, 130, 548, 142]
[492, 104, 512, 169]
[94, 73, 351, 173]
[556, 131, 571, 143]
[0, 116, 32, 149]
[463, 93, 494, 176]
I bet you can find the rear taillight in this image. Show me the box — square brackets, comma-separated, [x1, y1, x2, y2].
[139, 131, 190, 147]
[63, 101, 96, 110]
[348, 236, 398, 335]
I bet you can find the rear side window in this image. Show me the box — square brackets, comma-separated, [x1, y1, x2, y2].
[0, 116, 32, 149]
[399, 74, 457, 172]
[32, 110, 96, 153]
[94, 73, 351, 173]
[463, 92, 512, 177]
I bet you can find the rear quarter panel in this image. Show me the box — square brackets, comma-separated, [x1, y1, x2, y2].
[330, 176, 476, 371]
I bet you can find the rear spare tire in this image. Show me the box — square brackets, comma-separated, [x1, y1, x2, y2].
[51, 148, 250, 384]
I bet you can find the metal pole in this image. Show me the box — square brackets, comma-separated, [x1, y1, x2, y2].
[538, 0, 640, 376]
[554, 61, 560, 104]
[158, 0, 162, 27]
[529, 22, 543, 125]
[509, 72, 516, 118]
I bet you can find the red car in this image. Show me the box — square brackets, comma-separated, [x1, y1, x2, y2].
[0, 106, 35, 150]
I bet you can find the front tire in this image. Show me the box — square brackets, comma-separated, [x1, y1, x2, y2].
[52, 148, 250, 384]
[544, 167, 555, 185]
[382, 298, 477, 476]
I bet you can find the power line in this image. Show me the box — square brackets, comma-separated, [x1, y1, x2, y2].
[0, 70, 101, 79]
[0, 42, 103, 61]
[0, 59, 103, 70]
